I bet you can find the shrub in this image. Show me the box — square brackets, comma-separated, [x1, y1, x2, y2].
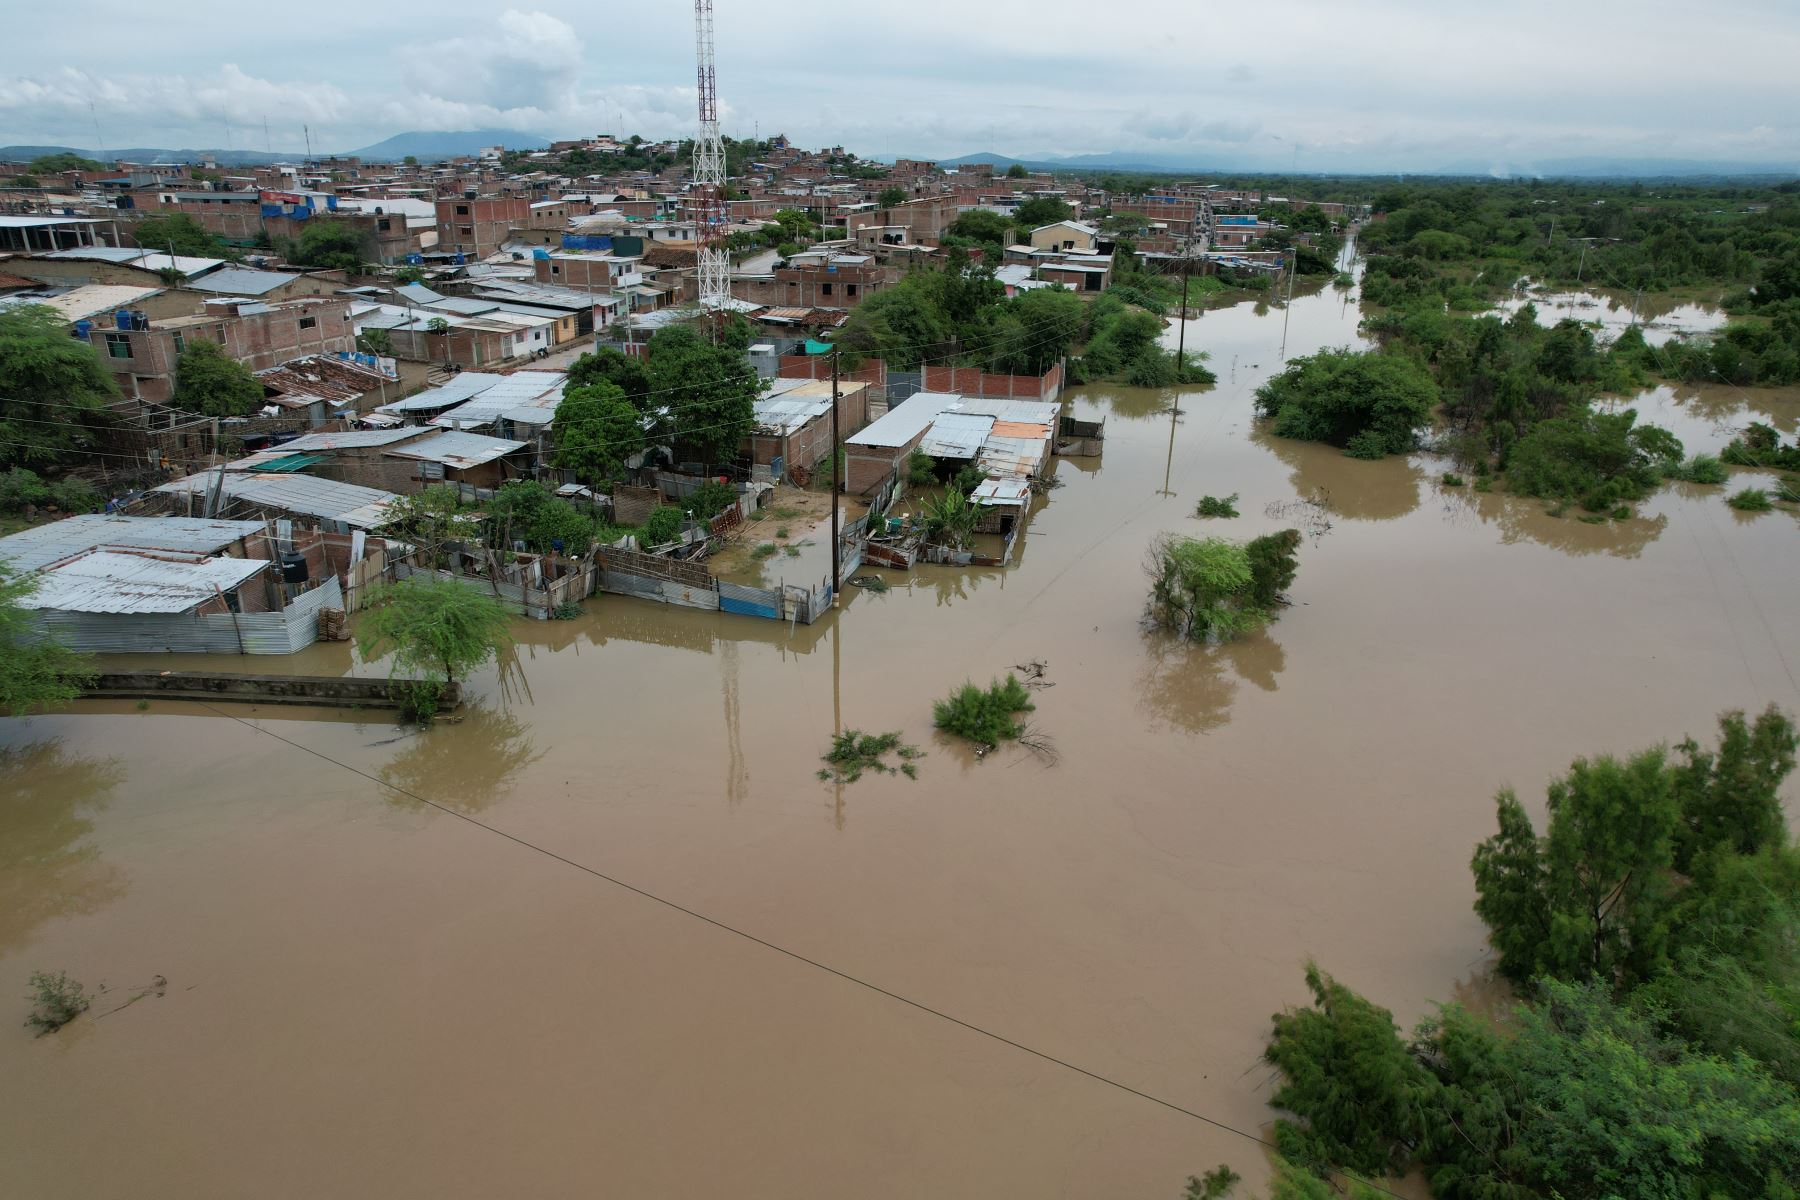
[0, 468, 49, 511]
[1254, 347, 1437, 456]
[751, 542, 778, 559]
[24, 970, 89, 1034]
[639, 505, 685, 547]
[1145, 530, 1301, 641]
[1195, 493, 1240, 519]
[933, 675, 1035, 749]
[1729, 487, 1774, 512]
[1441, 472, 1466, 487]
[820, 729, 923, 783]
[906, 450, 936, 485]
[1671, 453, 1729, 485]
[685, 479, 739, 521]
[47, 477, 100, 512]
[1505, 406, 1683, 511]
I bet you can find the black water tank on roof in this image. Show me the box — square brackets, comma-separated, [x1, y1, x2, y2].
[279, 552, 309, 583]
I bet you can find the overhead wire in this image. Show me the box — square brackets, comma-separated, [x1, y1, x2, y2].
[193, 699, 1411, 1200]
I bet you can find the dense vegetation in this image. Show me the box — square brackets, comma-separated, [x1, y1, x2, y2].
[131, 212, 239, 261]
[1260, 705, 1800, 1199]
[1254, 348, 1438, 459]
[0, 567, 97, 716]
[170, 340, 266, 417]
[1144, 529, 1301, 640]
[0, 305, 120, 467]
[568, 326, 760, 466]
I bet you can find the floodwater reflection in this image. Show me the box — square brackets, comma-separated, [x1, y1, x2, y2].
[1137, 628, 1287, 735]
[1253, 428, 1425, 522]
[0, 740, 126, 954]
[1434, 485, 1669, 558]
[377, 704, 543, 812]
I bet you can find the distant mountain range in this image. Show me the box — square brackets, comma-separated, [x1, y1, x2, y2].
[936, 149, 1798, 180]
[0, 130, 552, 168]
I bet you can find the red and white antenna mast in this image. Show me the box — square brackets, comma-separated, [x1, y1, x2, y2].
[693, 0, 730, 312]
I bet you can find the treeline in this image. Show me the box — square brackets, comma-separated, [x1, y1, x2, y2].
[1256, 705, 1800, 1199]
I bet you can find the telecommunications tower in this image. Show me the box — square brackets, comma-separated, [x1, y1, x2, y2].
[692, 1, 730, 311]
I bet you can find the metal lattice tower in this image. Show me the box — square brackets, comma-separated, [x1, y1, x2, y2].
[692, 0, 730, 311]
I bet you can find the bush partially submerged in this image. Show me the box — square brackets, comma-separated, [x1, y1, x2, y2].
[1254, 347, 1437, 457]
[1195, 493, 1240, 519]
[819, 730, 922, 783]
[24, 970, 89, 1034]
[1722, 421, 1800, 470]
[934, 675, 1035, 750]
[1504, 405, 1684, 511]
[1729, 487, 1774, 512]
[1668, 453, 1729, 485]
[1145, 529, 1302, 641]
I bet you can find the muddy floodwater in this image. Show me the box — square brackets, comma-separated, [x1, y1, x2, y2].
[5, 251, 1799, 1198]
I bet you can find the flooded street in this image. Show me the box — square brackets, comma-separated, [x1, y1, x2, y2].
[5, 258, 1799, 1199]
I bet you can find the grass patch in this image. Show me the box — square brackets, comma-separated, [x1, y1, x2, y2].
[783, 545, 800, 557]
[1728, 487, 1774, 512]
[933, 674, 1036, 751]
[1195, 493, 1240, 519]
[775, 526, 790, 539]
[751, 542, 778, 559]
[772, 506, 801, 519]
[820, 730, 923, 783]
[1441, 472, 1466, 488]
[24, 970, 89, 1035]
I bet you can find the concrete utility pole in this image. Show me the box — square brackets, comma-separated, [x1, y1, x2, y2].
[830, 349, 841, 603]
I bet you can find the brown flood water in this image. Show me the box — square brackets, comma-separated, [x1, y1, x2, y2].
[4, 251, 1799, 1198]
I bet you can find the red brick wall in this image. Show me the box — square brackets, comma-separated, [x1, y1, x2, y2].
[923, 361, 1061, 399]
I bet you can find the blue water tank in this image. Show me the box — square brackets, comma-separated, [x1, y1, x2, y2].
[73, 319, 92, 339]
[114, 309, 131, 330]
[532, 247, 550, 261]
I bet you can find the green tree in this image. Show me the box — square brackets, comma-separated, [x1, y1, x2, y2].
[171, 340, 264, 417]
[1254, 348, 1438, 457]
[553, 379, 644, 484]
[1671, 704, 1797, 873]
[288, 218, 373, 271]
[402, 155, 419, 167]
[131, 212, 234, 259]
[567, 345, 653, 404]
[356, 326, 395, 356]
[356, 577, 512, 717]
[645, 325, 761, 463]
[1013, 196, 1073, 228]
[876, 186, 908, 208]
[1005, 162, 1029, 179]
[1143, 533, 1292, 641]
[1505, 406, 1683, 510]
[27, 152, 103, 174]
[0, 566, 97, 716]
[0, 304, 119, 466]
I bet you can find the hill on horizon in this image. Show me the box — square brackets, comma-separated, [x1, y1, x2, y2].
[350, 130, 551, 162]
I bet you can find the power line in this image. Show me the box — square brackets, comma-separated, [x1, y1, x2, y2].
[194, 700, 1409, 1200]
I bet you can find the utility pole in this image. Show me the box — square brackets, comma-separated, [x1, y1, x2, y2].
[830, 350, 841, 603]
[1279, 245, 1298, 362]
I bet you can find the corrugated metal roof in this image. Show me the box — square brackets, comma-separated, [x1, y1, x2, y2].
[976, 434, 1049, 478]
[385, 431, 527, 468]
[29, 550, 270, 614]
[952, 398, 1060, 425]
[754, 393, 832, 436]
[972, 477, 1031, 505]
[428, 371, 565, 429]
[0, 284, 163, 323]
[0, 514, 266, 575]
[376, 372, 510, 413]
[272, 427, 425, 451]
[155, 472, 398, 527]
[920, 412, 995, 459]
[189, 268, 299, 296]
[846, 392, 962, 450]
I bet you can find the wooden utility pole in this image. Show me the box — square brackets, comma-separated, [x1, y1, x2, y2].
[830, 350, 841, 604]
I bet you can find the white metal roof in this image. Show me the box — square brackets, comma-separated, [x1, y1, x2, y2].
[376, 372, 510, 413]
[428, 372, 566, 429]
[273, 427, 428, 451]
[155, 472, 398, 527]
[189, 268, 299, 296]
[0, 284, 162, 323]
[846, 392, 963, 450]
[951, 398, 1060, 424]
[29, 549, 270, 614]
[972, 477, 1032, 505]
[920, 412, 995, 459]
[0, 514, 266, 575]
[385, 431, 527, 468]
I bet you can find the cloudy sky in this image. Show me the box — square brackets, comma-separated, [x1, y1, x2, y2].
[6, 0, 1798, 172]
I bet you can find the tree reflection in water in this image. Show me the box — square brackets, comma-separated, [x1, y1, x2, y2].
[377, 704, 544, 813]
[1137, 629, 1287, 735]
[0, 740, 126, 954]
[1252, 426, 1426, 522]
[1434, 485, 1668, 558]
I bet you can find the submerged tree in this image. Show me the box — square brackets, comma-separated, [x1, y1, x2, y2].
[0, 567, 97, 716]
[1144, 529, 1301, 641]
[1253, 347, 1437, 458]
[356, 577, 511, 721]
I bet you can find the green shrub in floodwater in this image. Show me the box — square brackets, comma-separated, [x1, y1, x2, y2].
[1254, 346, 1436, 457]
[1779, 475, 1800, 503]
[1473, 476, 1493, 493]
[1668, 453, 1729, 485]
[24, 970, 88, 1035]
[933, 675, 1035, 750]
[1144, 530, 1301, 641]
[821, 729, 922, 783]
[1504, 406, 1683, 512]
[1344, 430, 1389, 460]
[1442, 472, 1466, 488]
[1195, 493, 1240, 519]
[551, 602, 582, 620]
[751, 542, 778, 559]
[1728, 487, 1774, 512]
[1721, 422, 1800, 470]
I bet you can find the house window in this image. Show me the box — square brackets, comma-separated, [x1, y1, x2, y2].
[172, 332, 185, 355]
[455, 204, 469, 216]
[846, 284, 858, 297]
[104, 332, 131, 359]
[822, 282, 833, 296]
[299, 317, 317, 330]
[550, 263, 560, 275]
[377, 218, 391, 232]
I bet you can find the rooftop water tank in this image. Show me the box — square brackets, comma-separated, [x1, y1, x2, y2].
[114, 309, 132, 330]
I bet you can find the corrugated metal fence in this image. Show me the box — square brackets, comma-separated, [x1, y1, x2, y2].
[31, 577, 343, 655]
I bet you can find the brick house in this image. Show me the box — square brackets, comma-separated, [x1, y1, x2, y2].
[85, 296, 356, 404]
[435, 196, 533, 257]
[745, 379, 870, 471]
